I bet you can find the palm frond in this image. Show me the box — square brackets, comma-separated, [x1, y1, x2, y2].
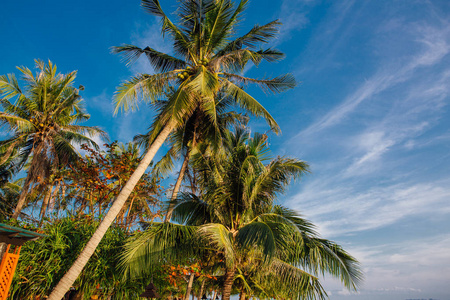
[236, 221, 276, 258]
[113, 72, 175, 114]
[224, 73, 296, 94]
[220, 79, 280, 134]
[198, 223, 235, 267]
[217, 20, 282, 55]
[112, 44, 187, 72]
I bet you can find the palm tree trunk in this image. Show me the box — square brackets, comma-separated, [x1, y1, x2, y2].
[11, 175, 33, 219]
[222, 267, 235, 300]
[239, 288, 246, 300]
[47, 119, 177, 300]
[47, 181, 61, 214]
[185, 272, 195, 300]
[164, 152, 190, 222]
[39, 187, 53, 227]
[198, 279, 205, 300]
[125, 195, 136, 229]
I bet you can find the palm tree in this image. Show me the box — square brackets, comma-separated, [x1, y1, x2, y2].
[135, 91, 248, 222]
[0, 59, 106, 220]
[122, 127, 363, 300]
[48, 1, 295, 298]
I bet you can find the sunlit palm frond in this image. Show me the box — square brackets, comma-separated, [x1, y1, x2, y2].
[112, 44, 187, 72]
[121, 222, 197, 278]
[224, 73, 296, 94]
[141, 0, 191, 57]
[217, 20, 282, 56]
[220, 79, 280, 134]
[262, 258, 327, 300]
[0, 74, 22, 99]
[113, 72, 175, 114]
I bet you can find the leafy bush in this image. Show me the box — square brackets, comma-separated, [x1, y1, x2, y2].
[10, 216, 147, 299]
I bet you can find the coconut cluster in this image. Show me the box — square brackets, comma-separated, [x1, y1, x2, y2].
[30, 114, 57, 139]
[176, 58, 210, 80]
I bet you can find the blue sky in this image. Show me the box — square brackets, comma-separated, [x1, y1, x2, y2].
[1, 1, 450, 299]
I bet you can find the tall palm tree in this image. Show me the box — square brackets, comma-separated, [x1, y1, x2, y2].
[0, 59, 106, 220]
[122, 127, 363, 300]
[48, 1, 295, 298]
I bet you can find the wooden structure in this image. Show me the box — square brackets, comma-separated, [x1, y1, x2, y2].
[0, 223, 45, 300]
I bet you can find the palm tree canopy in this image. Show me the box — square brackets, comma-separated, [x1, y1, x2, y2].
[122, 127, 363, 299]
[0, 59, 107, 183]
[112, 0, 296, 135]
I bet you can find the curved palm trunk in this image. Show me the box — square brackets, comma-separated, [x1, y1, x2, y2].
[184, 272, 195, 300]
[164, 152, 190, 222]
[47, 119, 177, 300]
[11, 175, 33, 219]
[222, 267, 236, 300]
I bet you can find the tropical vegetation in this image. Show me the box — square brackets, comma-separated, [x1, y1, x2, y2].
[122, 127, 362, 300]
[0, 0, 363, 299]
[0, 60, 106, 220]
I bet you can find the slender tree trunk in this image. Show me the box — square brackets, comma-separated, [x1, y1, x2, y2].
[125, 195, 136, 227]
[47, 120, 177, 300]
[222, 267, 236, 300]
[0, 243, 7, 263]
[185, 273, 195, 300]
[38, 187, 53, 227]
[164, 152, 190, 222]
[198, 279, 205, 300]
[212, 290, 217, 300]
[239, 287, 246, 300]
[47, 181, 60, 215]
[11, 175, 33, 219]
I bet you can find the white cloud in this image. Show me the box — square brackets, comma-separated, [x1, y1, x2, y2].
[294, 22, 450, 139]
[287, 179, 450, 237]
[86, 90, 113, 117]
[352, 234, 450, 290]
[128, 21, 175, 75]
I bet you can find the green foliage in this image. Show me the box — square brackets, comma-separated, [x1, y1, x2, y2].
[122, 127, 362, 299]
[112, 0, 296, 137]
[60, 142, 162, 228]
[9, 216, 148, 299]
[0, 59, 107, 219]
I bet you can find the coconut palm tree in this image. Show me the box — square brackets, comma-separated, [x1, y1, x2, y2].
[121, 127, 363, 300]
[0, 59, 106, 220]
[135, 91, 248, 222]
[48, 1, 295, 298]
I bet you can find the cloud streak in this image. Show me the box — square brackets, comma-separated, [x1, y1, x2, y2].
[294, 22, 450, 139]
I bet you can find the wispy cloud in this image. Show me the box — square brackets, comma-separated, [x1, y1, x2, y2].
[128, 21, 175, 75]
[287, 177, 450, 237]
[85, 90, 114, 117]
[294, 21, 450, 139]
[351, 234, 450, 290]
